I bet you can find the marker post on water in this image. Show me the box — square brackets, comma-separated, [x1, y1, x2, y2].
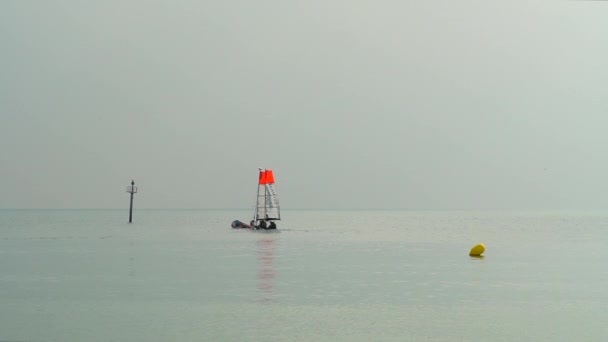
[126, 180, 138, 223]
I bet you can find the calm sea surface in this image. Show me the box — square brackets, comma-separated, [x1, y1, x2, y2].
[1, 209, 607, 341]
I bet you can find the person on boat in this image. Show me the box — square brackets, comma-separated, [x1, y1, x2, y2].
[268, 221, 276, 229]
[259, 220, 267, 229]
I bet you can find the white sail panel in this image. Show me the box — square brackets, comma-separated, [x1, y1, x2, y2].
[256, 183, 280, 220]
[264, 183, 280, 219]
[254, 174, 280, 221]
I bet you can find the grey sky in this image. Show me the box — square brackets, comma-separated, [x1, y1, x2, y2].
[1, 1, 607, 210]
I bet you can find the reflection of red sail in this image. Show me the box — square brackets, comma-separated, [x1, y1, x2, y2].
[257, 238, 276, 303]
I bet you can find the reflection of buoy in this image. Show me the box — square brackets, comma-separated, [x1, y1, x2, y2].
[469, 243, 485, 256]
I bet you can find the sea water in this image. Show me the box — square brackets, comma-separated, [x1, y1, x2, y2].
[1, 209, 607, 341]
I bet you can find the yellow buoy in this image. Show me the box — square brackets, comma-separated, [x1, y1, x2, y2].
[469, 243, 485, 256]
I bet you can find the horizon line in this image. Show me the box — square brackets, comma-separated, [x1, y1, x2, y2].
[0, 207, 606, 212]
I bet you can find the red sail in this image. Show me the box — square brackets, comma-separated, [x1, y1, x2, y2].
[259, 170, 267, 184]
[259, 170, 275, 185]
[265, 170, 275, 184]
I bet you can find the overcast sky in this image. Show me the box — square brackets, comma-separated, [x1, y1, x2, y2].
[1, 1, 607, 210]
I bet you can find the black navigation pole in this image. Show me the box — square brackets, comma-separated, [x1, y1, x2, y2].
[126, 180, 138, 223]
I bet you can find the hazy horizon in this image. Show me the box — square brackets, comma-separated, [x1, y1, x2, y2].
[2, 1, 607, 211]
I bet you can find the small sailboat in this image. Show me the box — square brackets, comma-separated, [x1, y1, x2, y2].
[231, 168, 280, 230]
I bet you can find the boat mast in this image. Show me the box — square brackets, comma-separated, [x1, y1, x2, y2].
[264, 178, 269, 220]
[254, 168, 263, 222]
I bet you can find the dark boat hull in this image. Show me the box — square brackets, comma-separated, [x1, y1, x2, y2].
[231, 219, 278, 230]
[231, 220, 251, 229]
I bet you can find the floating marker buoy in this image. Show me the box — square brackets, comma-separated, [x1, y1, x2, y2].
[469, 243, 485, 256]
